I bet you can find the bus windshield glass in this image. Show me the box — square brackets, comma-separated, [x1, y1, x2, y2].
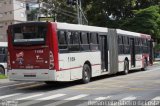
[12, 23, 47, 46]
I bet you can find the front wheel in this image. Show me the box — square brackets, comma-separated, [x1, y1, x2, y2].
[122, 61, 129, 75]
[0, 66, 5, 75]
[82, 64, 91, 84]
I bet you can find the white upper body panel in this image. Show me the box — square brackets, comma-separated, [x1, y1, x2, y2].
[56, 22, 108, 33]
[0, 42, 7, 47]
[55, 22, 151, 39]
[117, 29, 151, 39]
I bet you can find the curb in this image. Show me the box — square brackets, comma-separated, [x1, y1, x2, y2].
[0, 78, 14, 84]
[153, 61, 160, 65]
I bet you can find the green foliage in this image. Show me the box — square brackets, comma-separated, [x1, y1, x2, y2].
[154, 44, 160, 51]
[83, 0, 159, 28]
[40, 0, 77, 23]
[84, 0, 137, 26]
[28, 0, 160, 39]
[27, 8, 39, 21]
[0, 74, 7, 79]
[120, 6, 160, 38]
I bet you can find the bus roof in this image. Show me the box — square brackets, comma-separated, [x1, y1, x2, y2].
[56, 22, 108, 33]
[56, 23, 151, 38]
[9, 22, 151, 38]
[0, 42, 7, 47]
[117, 29, 151, 38]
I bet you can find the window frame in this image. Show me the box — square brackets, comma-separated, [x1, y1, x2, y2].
[67, 30, 81, 52]
[89, 32, 99, 51]
[57, 30, 68, 51]
[80, 32, 90, 51]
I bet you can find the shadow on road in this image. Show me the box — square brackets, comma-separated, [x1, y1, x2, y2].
[17, 69, 144, 93]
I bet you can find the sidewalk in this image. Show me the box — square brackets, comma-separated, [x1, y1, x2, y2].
[0, 78, 15, 84]
[153, 61, 160, 65]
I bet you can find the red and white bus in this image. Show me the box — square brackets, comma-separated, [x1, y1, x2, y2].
[7, 22, 153, 83]
[0, 42, 8, 75]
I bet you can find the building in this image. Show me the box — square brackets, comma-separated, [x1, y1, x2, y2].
[0, 0, 27, 42]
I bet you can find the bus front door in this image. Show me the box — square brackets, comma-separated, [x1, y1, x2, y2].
[149, 40, 153, 64]
[100, 35, 108, 72]
[130, 38, 135, 67]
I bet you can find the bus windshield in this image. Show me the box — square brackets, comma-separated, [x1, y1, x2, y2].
[12, 23, 47, 46]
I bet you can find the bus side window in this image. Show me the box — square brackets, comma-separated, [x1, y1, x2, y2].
[138, 38, 142, 53]
[143, 39, 148, 53]
[118, 35, 122, 44]
[136, 38, 138, 54]
[80, 32, 90, 51]
[58, 30, 68, 51]
[118, 35, 124, 54]
[0, 47, 7, 62]
[124, 36, 129, 54]
[68, 31, 80, 51]
[90, 33, 99, 50]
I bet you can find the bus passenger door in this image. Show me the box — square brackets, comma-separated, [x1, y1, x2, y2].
[99, 35, 108, 72]
[149, 40, 153, 64]
[130, 38, 135, 67]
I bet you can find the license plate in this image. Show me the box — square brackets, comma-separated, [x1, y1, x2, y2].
[24, 75, 36, 77]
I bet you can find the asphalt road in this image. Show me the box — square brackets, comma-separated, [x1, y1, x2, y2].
[0, 64, 160, 106]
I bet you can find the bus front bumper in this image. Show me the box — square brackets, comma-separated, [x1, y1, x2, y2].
[8, 69, 57, 81]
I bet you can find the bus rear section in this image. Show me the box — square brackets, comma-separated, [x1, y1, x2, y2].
[0, 42, 8, 75]
[8, 22, 58, 81]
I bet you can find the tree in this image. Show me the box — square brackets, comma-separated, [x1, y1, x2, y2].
[83, 0, 159, 27]
[120, 6, 160, 40]
[27, 8, 39, 21]
[39, 0, 77, 23]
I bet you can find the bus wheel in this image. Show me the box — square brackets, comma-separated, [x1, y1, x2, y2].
[82, 64, 91, 84]
[122, 61, 129, 75]
[0, 66, 5, 75]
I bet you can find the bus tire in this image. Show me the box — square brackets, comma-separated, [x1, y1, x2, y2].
[122, 61, 129, 75]
[82, 64, 91, 84]
[0, 66, 5, 75]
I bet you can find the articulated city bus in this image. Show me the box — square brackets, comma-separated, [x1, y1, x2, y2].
[0, 42, 8, 75]
[7, 22, 153, 84]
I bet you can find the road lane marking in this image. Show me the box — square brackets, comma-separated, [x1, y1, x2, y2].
[91, 96, 111, 104]
[94, 96, 111, 100]
[111, 96, 137, 106]
[121, 96, 136, 100]
[18, 94, 65, 106]
[69, 85, 133, 90]
[16, 93, 44, 100]
[152, 96, 160, 100]
[16, 83, 44, 90]
[0, 93, 22, 99]
[119, 96, 136, 106]
[36, 94, 66, 100]
[76, 96, 111, 106]
[0, 82, 35, 89]
[128, 88, 145, 91]
[64, 94, 88, 100]
[143, 96, 160, 106]
[44, 94, 89, 106]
